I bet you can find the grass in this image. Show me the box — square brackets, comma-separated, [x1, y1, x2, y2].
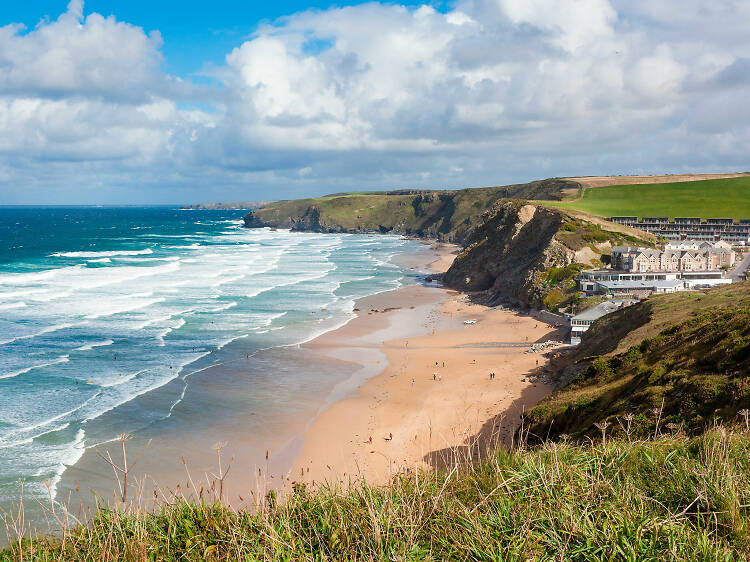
[528, 283, 750, 441]
[549, 176, 750, 219]
[247, 179, 577, 243]
[3, 426, 750, 560]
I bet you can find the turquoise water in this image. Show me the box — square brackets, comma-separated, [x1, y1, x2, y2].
[0, 207, 424, 510]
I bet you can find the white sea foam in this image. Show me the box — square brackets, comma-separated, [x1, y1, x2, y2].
[85, 297, 166, 319]
[0, 228, 418, 515]
[0, 301, 27, 310]
[74, 340, 114, 352]
[0, 288, 48, 300]
[0, 355, 70, 380]
[47, 428, 86, 501]
[51, 248, 153, 258]
[0, 265, 82, 286]
[156, 318, 186, 345]
[0, 323, 78, 346]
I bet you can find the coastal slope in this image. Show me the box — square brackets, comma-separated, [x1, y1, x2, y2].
[526, 282, 750, 441]
[242, 178, 577, 243]
[244, 185, 653, 310]
[441, 201, 652, 308]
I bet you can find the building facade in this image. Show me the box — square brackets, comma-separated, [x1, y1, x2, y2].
[611, 242, 735, 273]
[608, 216, 750, 244]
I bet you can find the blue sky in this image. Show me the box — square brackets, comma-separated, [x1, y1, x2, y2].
[0, 1, 748, 204]
[5, 1, 440, 77]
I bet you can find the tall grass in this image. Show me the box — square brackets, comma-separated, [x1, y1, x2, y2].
[3, 426, 750, 560]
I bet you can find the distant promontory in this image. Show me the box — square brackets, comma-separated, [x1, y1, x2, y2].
[182, 201, 274, 210]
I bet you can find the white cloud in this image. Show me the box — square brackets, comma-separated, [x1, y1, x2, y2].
[0, 0, 748, 203]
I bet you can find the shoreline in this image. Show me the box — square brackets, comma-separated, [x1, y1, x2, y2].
[52, 240, 451, 511]
[52, 239, 560, 517]
[290, 243, 559, 488]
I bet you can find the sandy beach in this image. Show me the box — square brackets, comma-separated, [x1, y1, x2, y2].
[55, 241, 559, 511]
[292, 243, 558, 488]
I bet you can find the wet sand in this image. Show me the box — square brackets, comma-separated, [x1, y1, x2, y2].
[56, 241, 558, 513]
[292, 246, 558, 487]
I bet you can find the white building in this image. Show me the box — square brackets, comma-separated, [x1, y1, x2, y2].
[570, 300, 637, 345]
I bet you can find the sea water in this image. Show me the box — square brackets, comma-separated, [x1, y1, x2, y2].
[0, 206, 425, 513]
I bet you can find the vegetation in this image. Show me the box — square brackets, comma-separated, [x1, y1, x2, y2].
[4, 427, 750, 560]
[531, 218, 654, 313]
[549, 176, 750, 219]
[246, 179, 577, 243]
[528, 282, 750, 441]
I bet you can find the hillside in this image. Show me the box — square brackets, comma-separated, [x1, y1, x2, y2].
[527, 282, 750, 441]
[4, 428, 749, 560]
[441, 201, 653, 309]
[243, 178, 576, 243]
[244, 180, 657, 310]
[550, 175, 750, 219]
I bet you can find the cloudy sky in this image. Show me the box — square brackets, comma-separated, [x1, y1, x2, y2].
[0, 0, 748, 204]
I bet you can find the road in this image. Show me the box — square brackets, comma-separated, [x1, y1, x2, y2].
[729, 249, 750, 282]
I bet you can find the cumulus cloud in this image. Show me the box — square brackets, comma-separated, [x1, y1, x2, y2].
[0, 0, 748, 203]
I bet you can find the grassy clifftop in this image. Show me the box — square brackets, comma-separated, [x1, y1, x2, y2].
[549, 175, 750, 219]
[5, 428, 750, 560]
[528, 282, 750, 441]
[244, 178, 576, 243]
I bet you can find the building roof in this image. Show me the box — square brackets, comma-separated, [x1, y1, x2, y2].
[597, 280, 684, 290]
[572, 299, 637, 322]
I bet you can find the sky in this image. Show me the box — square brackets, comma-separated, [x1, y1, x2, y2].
[0, 1, 748, 205]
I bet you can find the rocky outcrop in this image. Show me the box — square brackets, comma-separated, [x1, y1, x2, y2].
[442, 202, 574, 308]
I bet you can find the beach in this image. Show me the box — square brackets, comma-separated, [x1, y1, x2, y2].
[52, 241, 559, 512]
[292, 244, 558, 487]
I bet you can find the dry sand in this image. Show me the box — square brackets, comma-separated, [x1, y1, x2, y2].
[292, 244, 560, 487]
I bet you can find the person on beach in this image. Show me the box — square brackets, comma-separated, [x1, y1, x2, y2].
[369, 436, 373, 443]
[433, 373, 436, 381]
[389, 432, 393, 440]
[438, 375, 442, 382]
[411, 377, 415, 386]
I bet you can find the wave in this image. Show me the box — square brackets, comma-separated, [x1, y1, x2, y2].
[156, 318, 186, 346]
[74, 339, 114, 352]
[50, 248, 154, 258]
[132, 307, 196, 330]
[0, 301, 27, 310]
[87, 257, 112, 263]
[0, 265, 82, 286]
[0, 323, 79, 346]
[85, 297, 166, 319]
[0, 288, 49, 300]
[0, 355, 70, 380]
[47, 428, 86, 501]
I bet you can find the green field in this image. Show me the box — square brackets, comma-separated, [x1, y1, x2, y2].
[550, 176, 750, 219]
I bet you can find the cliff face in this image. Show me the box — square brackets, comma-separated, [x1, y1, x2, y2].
[244, 182, 653, 309]
[242, 178, 579, 244]
[442, 202, 572, 307]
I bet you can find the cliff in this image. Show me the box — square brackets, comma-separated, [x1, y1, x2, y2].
[442, 201, 653, 308]
[244, 179, 654, 310]
[243, 178, 577, 244]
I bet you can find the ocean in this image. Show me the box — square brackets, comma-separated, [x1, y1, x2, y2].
[0, 206, 427, 516]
